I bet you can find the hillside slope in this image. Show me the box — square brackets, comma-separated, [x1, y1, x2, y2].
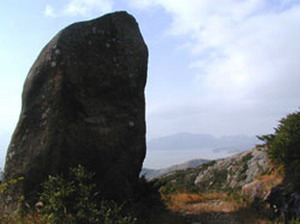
[157, 146, 273, 195]
[155, 147, 283, 224]
[141, 159, 209, 180]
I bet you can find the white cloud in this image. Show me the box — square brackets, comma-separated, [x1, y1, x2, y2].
[44, 4, 56, 17]
[44, 0, 113, 18]
[132, 0, 300, 91]
[127, 0, 155, 9]
[136, 0, 300, 137]
[63, 0, 113, 16]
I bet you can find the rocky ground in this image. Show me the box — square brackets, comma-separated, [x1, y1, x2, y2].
[149, 192, 275, 224]
[153, 146, 285, 224]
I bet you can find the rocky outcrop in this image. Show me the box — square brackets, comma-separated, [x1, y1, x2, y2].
[194, 147, 270, 190]
[3, 11, 148, 210]
[265, 185, 300, 222]
[155, 146, 271, 195]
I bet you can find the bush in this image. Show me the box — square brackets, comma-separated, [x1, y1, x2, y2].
[99, 201, 137, 224]
[39, 165, 100, 224]
[39, 165, 137, 224]
[258, 110, 300, 191]
[0, 176, 24, 210]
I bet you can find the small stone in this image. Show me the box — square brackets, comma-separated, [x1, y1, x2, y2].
[35, 202, 44, 210]
[41, 112, 47, 119]
[54, 49, 61, 55]
[8, 151, 15, 160]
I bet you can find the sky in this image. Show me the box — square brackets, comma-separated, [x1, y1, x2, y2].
[1, 0, 300, 168]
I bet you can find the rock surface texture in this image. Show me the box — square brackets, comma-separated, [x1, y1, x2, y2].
[3, 11, 148, 209]
[194, 146, 270, 189]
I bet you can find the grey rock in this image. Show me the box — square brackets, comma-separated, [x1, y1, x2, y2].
[242, 180, 266, 200]
[2, 11, 148, 210]
[286, 193, 300, 221]
[265, 185, 300, 222]
[194, 146, 270, 189]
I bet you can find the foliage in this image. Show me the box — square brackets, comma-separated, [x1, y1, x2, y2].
[159, 170, 201, 195]
[258, 110, 300, 190]
[267, 218, 300, 224]
[208, 168, 228, 189]
[0, 176, 24, 210]
[0, 177, 24, 194]
[158, 160, 218, 196]
[289, 219, 300, 224]
[99, 201, 137, 224]
[39, 165, 100, 224]
[38, 165, 137, 224]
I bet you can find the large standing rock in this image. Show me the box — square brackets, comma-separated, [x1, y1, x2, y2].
[3, 11, 148, 209]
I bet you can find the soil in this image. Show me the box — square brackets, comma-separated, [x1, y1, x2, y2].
[162, 194, 270, 224]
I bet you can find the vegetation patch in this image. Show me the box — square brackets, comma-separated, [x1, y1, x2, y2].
[0, 165, 141, 224]
[258, 110, 300, 192]
[236, 153, 253, 182]
[158, 161, 217, 195]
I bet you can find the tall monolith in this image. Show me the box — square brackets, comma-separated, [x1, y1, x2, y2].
[3, 11, 148, 210]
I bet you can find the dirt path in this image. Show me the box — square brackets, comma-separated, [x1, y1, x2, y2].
[165, 193, 268, 224]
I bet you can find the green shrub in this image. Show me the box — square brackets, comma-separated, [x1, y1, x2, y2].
[0, 177, 25, 194]
[0, 176, 24, 210]
[99, 201, 137, 224]
[258, 110, 300, 191]
[38, 165, 137, 224]
[39, 165, 100, 224]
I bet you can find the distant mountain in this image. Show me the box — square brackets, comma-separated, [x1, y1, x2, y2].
[147, 132, 259, 153]
[141, 158, 209, 180]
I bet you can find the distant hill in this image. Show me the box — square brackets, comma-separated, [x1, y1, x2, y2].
[147, 132, 259, 153]
[141, 158, 209, 180]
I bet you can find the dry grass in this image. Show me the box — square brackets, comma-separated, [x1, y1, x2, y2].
[164, 192, 276, 224]
[166, 192, 227, 204]
[158, 169, 286, 224]
[165, 192, 239, 214]
[0, 212, 49, 224]
[0, 212, 16, 224]
[241, 171, 283, 201]
[257, 172, 283, 188]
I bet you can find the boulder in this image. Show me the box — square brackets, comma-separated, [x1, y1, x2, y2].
[242, 180, 265, 200]
[285, 193, 300, 221]
[265, 185, 300, 222]
[2, 11, 148, 210]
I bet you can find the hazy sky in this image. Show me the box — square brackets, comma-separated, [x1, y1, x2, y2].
[1, 0, 300, 167]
